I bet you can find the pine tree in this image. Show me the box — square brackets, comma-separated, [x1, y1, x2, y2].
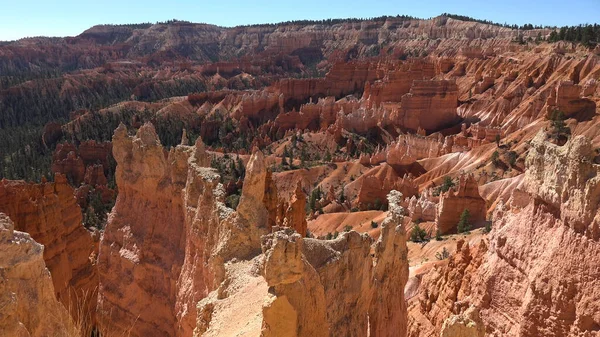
[440, 176, 455, 192]
[300, 146, 307, 167]
[324, 150, 332, 162]
[435, 228, 442, 241]
[410, 223, 427, 242]
[457, 209, 471, 234]
[309, 187, 321, 211]
[282, 146, 289, 166]
[491, 151, 500, 166]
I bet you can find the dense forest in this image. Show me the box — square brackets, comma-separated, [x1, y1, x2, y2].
[440, 13, 552, 30]
[547, 24, 600, 46]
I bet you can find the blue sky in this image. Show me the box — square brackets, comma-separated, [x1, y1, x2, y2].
[1, 0, 599, 41]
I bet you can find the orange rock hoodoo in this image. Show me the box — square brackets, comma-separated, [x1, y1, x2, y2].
[96, 123, 410, 337]
[436, 174, 487, 234]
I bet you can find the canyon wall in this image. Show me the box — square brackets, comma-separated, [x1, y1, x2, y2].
[0, 213, 76, 337]
[201, 190, 409, 337]
[96, 122, 411, 337]
[0, 176, 98, 321]
[408, 131, 600, 336]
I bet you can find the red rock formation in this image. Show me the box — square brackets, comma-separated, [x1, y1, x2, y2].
[282, 182, 308, 236]
[263, 170, 283, 230]
[42, 122, 63, 147]
[385, 133, 446, 166]
[367, 59, 435, 107]
[398, 80, 459, 132]
[407, 239, 487, 337]
[0, 175, 98, 322]
[84, 164, 107, 186]
[52, 140, 113, 187]
[408, 132, 600, 337]
[405, 189, 438, 222]
[347, 163, 418, 209]
[52, 147, 86, 185]
[544, 80, 596, 117]
[97, 123, 188, 337]
[259, 190, 408, 337]
[78, 140, 112, 169]
[0, 213, 77, 337]
[436, 174, 486, 234]
[274, 61, 384, 104]
[98, 123, 274, 337]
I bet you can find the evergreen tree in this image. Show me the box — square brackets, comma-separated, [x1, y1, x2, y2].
[282, 146, 289, 166]
[410, 223, 427, 242]
[457, 209, 471, 234]
[440, 176, 455, 193]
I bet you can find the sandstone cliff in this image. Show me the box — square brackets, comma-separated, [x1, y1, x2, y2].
[408, 132, 600, 336]
[199, 190, 409, 337]
[0, 213, 76, 337]
[0, 176, 98, 323]
[97, 123, 190, 336]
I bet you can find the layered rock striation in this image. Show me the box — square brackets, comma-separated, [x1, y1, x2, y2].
[436, 174, 487, 234]
[0, 176, 98, 321]
[0, 213, 76, 337]
[408, 132, 600, 336]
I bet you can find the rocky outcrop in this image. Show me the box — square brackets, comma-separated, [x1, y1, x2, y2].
[98, 123, 274, 337]
[405, 189, 438, 222]
[52, 147, 85, 185]
[260, 190, 409, 337]
[407, 239, 487, 337]
[436, 174, 486, 234]
[263, 170, 283, 230]
[440, 306, 485, 337]
[52, 141, 113, 186]
[544, 80, 596, 117]
[347, 163, 418, 209]
[0, 213, 76, 337]
[261, 229, 329, 337]
[282, 182, 308, 236]
[368, 190, 410, 337]
[398, 80, 459, 132]
[366, 60, 435, 107]
[97, 123, 189, 337]
[0, 176, 98, 322]
[524, 130, 600, 239]
[408, 133, 600, 337]
[385, 133, 445, 166]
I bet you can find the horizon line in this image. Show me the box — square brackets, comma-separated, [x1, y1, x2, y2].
[4, 12, 598, 43]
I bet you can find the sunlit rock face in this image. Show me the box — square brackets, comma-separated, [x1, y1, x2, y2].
[0, 175, 98, 323]
[0, 213, 76, 337]
[408, 133, 600, 337]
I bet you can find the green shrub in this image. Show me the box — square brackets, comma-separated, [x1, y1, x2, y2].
[507, 151, 517, 167]
[410, 223, 428, 242]
[436, 247, 450, 260]
[483, 220, 492, 233]
[435, 228, 442, 241]
[491, 151, 500, 166]
[225, 194, 241, 210]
